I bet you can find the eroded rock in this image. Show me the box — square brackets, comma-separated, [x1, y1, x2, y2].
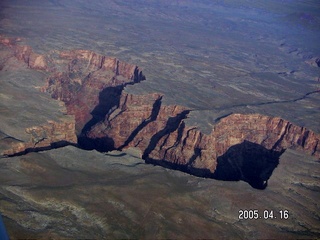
[1, 35, 319, 188]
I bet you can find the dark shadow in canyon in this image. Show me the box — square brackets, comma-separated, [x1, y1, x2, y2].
[78, 85, 123, 151]
[78, 136, 115, 152]
[145, 156, 214, 178]
[73, 85, 283, 190]
[118, 95, 163, 150]
[78, 95, 282, 189]
[212, 141, 283, 189]
[142, 110, 190, 160]
[144, 141, 282, 190]
[3, 141, 77, 158]
[82, 85, 124, 134]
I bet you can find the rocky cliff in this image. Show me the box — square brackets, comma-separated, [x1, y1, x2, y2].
[1, 35, 319, 188]
[42, 49, 145, 132]
[82, 91, 319, 188]
[2, 120, 77, 156]
[0, 35, 48, 70]
[0, 36, 78, 156]
[0, 35, 144, 156]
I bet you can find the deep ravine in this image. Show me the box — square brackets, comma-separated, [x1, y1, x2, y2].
[1, 35, 319, 189]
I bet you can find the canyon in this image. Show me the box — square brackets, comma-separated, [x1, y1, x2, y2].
[0, 1, 319, 238]
[1, 35, 319, 190]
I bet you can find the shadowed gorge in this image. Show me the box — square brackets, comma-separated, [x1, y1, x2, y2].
[213, 141, 282, 190]
[78, 85, 123, 151]
[81, 86, 124, 134]
[141, 110, 191, 160]
[118, 95, 163, 150]
[1, 1, 320, 239]
[0, 35, 319, 189]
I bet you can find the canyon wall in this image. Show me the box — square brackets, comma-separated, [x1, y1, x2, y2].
[83, 92, 319, 188]
[1, 35, 319, 188]
[0, 36, 78, 156]
[2, 120, 77, 156]
[42, 49, 145, 132]
[0, 35, 144, 156]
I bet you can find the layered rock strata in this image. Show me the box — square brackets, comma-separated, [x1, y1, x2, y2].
[0, 35, 47, 70]
[1, 35, 319, 188]
[42, 49, 145, 132]
[83, 92, 319, 188]
[0, 36, 144, 156]
[2, 120, 77, 156]
[0, 36, 78, 156]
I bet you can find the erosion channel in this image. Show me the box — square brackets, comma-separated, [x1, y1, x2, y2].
[1, 35, 319, 190]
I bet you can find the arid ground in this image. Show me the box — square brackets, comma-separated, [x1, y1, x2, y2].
[0, 0, 319, 239]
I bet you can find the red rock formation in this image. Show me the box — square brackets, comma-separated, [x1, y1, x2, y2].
[212, 114, 319, 157]
[0, 35, 145, 155]
[42, 50, 145, 132]
[83, 94, 320, 189]
[0, 35, 48, 70]
[85, 94, 320, 176]
[14, 45, 47, 70]
[0, 36, 76, 156]
[1, 35, 319, 188]
[2, 119, 77, 156]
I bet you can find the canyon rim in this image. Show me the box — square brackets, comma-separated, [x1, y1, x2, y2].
[0, 0, 320, 239]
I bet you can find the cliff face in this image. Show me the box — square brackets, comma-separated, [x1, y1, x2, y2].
[0, 35, 47, 70]
[84, 93, 319, 181]
[0, 36, 143, 156]
[0, 36, 78, 156]
[213, 114, 319, 157]
[0, 36, 145, 133]
[2, 120, 77, 156]
[1, 35, 319, 188]
[42, 49, 145, 132]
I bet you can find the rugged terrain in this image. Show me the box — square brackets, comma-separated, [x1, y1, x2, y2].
[0, 0, 319, 239]
[1, 36, 319, 190]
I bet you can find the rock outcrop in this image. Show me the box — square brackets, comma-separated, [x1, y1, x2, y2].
[1, 35, 319, 188]
[0, 36, 78, 156]
[42, 49, 145, 132]
[2, 120, 77, 156]
[82, 92, 319, 188]
[0, 35, 48, 70]
[0, 35, 144, 156]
